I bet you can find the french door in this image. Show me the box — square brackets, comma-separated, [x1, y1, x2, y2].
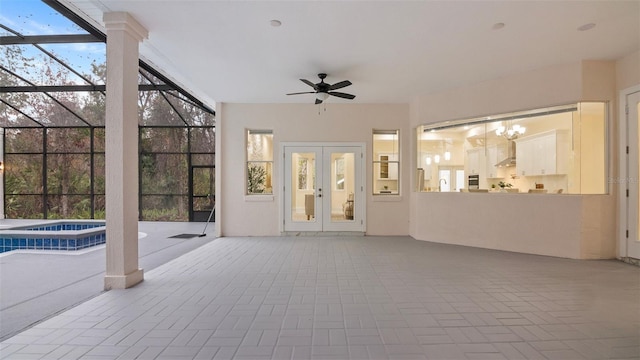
[283, 144, 365, 232]
[626, 90, 640, 259]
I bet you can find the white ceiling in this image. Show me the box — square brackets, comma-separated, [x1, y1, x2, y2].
[63, 0, 639, 109]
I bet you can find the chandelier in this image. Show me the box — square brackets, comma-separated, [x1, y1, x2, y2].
[495, 121, 526, 140]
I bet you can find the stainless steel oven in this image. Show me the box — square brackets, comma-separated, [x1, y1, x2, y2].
[468, 174, 479, 190]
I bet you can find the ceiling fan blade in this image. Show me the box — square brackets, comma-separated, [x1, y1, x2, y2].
[328, 80, 352, 91]
[286, 91, 316, 96]
[328, 91, 356, 100]
[315, 98, 323, 105]
[300, 79, 317, 89]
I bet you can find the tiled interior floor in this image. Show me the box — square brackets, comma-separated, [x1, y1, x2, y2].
[1, 235, 639, 360]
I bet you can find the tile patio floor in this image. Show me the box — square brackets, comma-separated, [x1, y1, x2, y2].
[1, 235, 639, 359]
[0, 221, 213, 342]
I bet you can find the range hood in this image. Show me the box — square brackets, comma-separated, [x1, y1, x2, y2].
[495, 140, 517, 168]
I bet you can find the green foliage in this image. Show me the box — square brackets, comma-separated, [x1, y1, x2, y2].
[498, 181, 513, 188]
[48, 197, 93, 219]
[193, 168, 214, 195]
[5, 194, 44, 219]
[247, 163, 266, 194]
[140, 153, 189, 194]
[141, 208, 187, 221]
[93, 210, 106, 220]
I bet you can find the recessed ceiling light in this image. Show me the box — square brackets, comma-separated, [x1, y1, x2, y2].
[270, 19, 282, 27]
[492, 23, 505, 30]
[577, 23, 596, 31]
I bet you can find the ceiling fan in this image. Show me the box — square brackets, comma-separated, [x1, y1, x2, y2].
[286, 73, 356, 104]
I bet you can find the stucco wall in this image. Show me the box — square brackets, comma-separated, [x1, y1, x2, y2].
[218, 103, 410, 236]
[411, 61, 583, 125]
[214, 55, 635, 258]
[409, 60, 618, 259]
[616, 50, 640, 91]
[413, 192, 583, 258]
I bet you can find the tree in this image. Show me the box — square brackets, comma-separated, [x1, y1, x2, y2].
[1, 42, 215, 221]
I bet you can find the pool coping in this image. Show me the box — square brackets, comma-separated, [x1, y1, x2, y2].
[0, 220, 107, 253]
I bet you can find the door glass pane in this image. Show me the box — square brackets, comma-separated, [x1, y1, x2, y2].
[291, 152, 316, 222]
[331, 152, 355, 223]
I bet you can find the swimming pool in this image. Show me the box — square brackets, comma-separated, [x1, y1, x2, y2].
[0, 221, 106, 253]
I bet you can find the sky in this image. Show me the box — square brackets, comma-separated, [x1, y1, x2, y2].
[1, 0, 84, 36]
[1, 0, 105, 83]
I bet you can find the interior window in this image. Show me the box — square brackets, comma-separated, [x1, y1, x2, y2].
[373, 129, 399, 195]
[416, 103, 607, 194]
[246, 130, 273, 195]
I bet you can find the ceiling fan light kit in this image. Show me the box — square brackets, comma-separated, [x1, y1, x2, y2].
[286, 73, 356, 104]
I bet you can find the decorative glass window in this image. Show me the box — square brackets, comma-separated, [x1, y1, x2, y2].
[373, 129, 400, 195]
[335, 157, 345, 190]
[297, 158, 309, 190]
[246, 130, 273, 195]
[416, 102, 607, 194]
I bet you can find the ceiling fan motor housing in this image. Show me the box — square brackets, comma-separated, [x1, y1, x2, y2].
[316, 73, 329, 93]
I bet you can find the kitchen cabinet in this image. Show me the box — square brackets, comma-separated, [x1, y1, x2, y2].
[516, 140, 533, 176]
[378, 154, 398, 179]
[515, 130, 568, 176]
[466, 148, 484, 175]
[486, 144, 507, 178]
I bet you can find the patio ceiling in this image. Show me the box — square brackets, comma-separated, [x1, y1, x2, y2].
[59, 0, 640, 106]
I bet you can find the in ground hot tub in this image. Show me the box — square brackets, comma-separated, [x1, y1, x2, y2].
[0, 220, 106, 253]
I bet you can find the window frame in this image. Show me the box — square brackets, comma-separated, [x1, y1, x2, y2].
[415, 102, 608, 195]
[372, 129, 400, 196]
[246, 129, 274, 196]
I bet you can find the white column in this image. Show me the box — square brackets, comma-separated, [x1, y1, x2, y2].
[103, 12, 148, 290]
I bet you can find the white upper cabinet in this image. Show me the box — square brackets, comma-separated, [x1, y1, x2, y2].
[466, 148, 484, 175]
[515, 130, 569, 176]
[516, 139, 533, 176]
